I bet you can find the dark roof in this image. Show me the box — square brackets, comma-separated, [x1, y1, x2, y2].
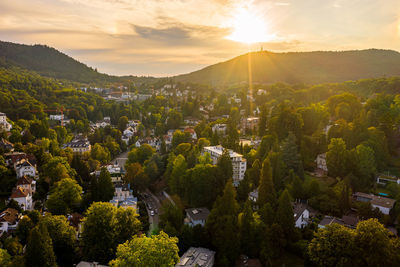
[293, 203, 308, 222]
[319, 216, 345, 227]
[342, 215, 359, 227]
[17, 176, 33, 185]
[185, 208, 210, 221]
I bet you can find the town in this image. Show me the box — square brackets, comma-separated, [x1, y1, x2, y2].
[2, 66, 400, 266]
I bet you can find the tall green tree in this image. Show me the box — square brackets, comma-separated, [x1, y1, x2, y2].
[326, 138, 348, 178]
[97, 168, 115, 202]
[206, 180, 240, 266]
[216, 149, 233, 190]
[281, 132, 304, 178]
[276, 189, 295, 241]
[25, 223, 57, 267]
[257, 158, 276, 207]
[46, 178, 82, 215]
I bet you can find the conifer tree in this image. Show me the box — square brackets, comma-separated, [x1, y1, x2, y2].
[25, 223, 57, 267]
[258, 158, 276, 207]
[276, 190, 295, 240]
[206, 180, 240, 266]
[98, 167, 114, 202]
[216, 149, 233, 190]
[281, 132, 304, 178]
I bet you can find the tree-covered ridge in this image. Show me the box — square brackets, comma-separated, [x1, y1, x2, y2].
[0, 40, 157, 84]
[175, 49, 400, 86]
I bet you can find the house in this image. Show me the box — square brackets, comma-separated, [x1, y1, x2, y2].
[15, 159, 36, 178]
[16, 176, 36, 194]
[76, 261, 107, 267]
[10, 187, 32, 211]
[184, 127, 197, 140]
[318, 214, 359, 229]
[184, 117, 200, 126]
[318, 216, 345, 228]
[0, 138, 13, 151]
[353, 192, 396, 215]
[241, 117, 259, 131]
[0, 112, 12, 131]
[63, 136, 91, 153]
[203, 146, 247, 186]
[212, 124, 227, 135]
[185, 208, 210, 227]
[176, 247, 215, 267]
[0, 208, 19, 236]
[49, 114, 64, 121]
[315, 153, 328, 172]
[257, 89, 267, 95]
[293, 203, 310, 229]
[249, 189, 259, 203]
[4, 152, 29, 167]
[110, 184, 138, 211]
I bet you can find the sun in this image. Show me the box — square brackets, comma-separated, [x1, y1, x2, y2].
[226, 7, 274, 44]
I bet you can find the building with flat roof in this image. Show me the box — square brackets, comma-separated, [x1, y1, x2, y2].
[176, 247, 215, 267]
[203, 146, 246, 186]
[353, 192, 396, 215]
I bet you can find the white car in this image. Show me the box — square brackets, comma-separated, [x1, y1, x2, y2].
[150, 210, 155, 216]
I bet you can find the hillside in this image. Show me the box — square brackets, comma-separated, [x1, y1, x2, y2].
[174, 49, 400, 86]
[0, 41, 158, 85]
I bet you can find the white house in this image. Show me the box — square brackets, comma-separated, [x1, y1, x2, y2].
[354, 192, 396, 215]
[15, 159, 36, 178]
[10, 188, 32, 211]
[176, 247, 215, 267]
[316, 153, 328, 172]
[203, 146, 247, 186]
[0, 112, 12, 131]
[211, 124, 227, 135]
[49, 114, 64, 121]
[184, 208, 210, 227]
[63, 137, 91, 153]
[184, 127, 197, 140]
[0, 208, 19, 236]
[293, 203, 310, 229]
[16, 176, 36, 194]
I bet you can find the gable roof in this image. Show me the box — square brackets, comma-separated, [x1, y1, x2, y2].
[0, 208, 18, 224]
[10, 187, 28, 198]
[293, 203, 308, 222]
[17, 176, 33, 185]
[185, 208, 210, 222]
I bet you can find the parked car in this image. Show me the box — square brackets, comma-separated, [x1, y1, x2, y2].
[150, 210, 155, 216]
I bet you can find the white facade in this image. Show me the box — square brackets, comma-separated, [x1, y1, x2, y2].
[203, 146, 247, 186]
[15, 161, 36, 178]
[0, 112, 12, 131]
[211, 124, 227, 135]
[316, 153, 328, 172]
[10, 188, 33, 211]
[295, 209, 309, 228]
[49, 114, 64, 120]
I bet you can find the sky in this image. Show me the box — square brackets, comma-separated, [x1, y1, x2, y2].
[1, 0, 400, 77]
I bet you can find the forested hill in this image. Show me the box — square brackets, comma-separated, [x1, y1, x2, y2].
[0, 40, 158, 84]
[174, 49, 400, 86]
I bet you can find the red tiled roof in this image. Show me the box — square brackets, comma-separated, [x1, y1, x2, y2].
[10, 187, 28, 198]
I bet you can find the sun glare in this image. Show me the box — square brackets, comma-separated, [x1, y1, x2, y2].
[226, 7, 274, 44]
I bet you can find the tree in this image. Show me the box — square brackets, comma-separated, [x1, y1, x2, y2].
[168, 154, 187, 195]
[41, 214, 77, 267]
[16, 216, 35, 245]
[308, 223, 355, 266]
[127, 144, 155, 165]
[354, 144, 376, 189]
[125, 163, 149, 191]
[206, 180, 240, 266]
[46, 178, 82, 215]
[97, 168, 115, 202]
[42, 156, 76, 185]
[257, 158, 276, 207]
[281, 132, 304, 178]
[326, 138, 348, 178]
[0, 249, 11, 267]
[171, 130, 190, 148]
[290, 175, 304, 200]
[109, 231, 179, 267]
[276, 190, 295, 241]
[91, 143, 111, 164]
[216, 149, 233, 190]
[238, 201, 258, 257]
[166, 109, 183, 130]
[117, 116, 129, 132]
[159, 201, 184, 237]
[25, 223, 57, 267]
[81, 202, 141, 264]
